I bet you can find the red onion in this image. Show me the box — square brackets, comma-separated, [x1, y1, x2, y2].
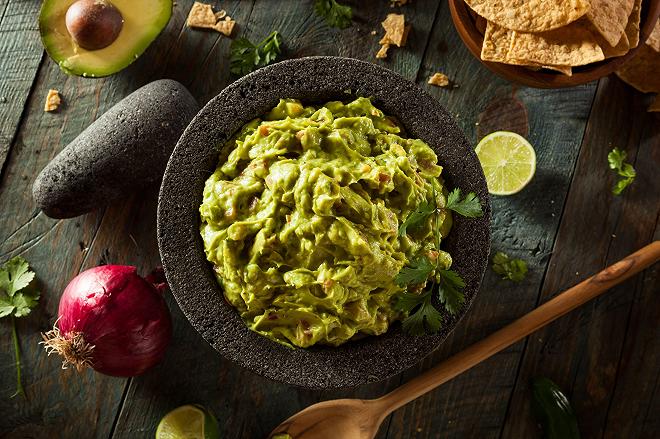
[42, 265, 172, 376]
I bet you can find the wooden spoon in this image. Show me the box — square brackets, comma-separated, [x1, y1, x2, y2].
[269, 241, 660, 439]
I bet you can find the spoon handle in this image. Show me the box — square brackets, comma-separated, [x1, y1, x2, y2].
[376, 241, 660, 414]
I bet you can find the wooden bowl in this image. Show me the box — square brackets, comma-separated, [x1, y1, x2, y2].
[449, 0, 660, 88]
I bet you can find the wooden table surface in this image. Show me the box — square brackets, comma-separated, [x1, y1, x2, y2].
[1, 1, 658, 438]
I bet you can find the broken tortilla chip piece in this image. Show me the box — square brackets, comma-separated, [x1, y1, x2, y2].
[44, 89, 61, 112]
[616, 44, 660, 93]
[428, 73, 450, 87]
[376, 43, 390, 59]
[586, 0, 635, 47]
[625, 0, 642, 49]
[646, 19, 660, 52]
[380, 14, 407, 47]
[465, 0, 589, 33]
[482, 20, 604, 67]
[214, 17, 235, 37]
[187, 2, 216, 29]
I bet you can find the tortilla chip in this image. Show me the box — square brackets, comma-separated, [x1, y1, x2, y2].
[616, 44, 660, 93]
[542, 65, 573, 76]
[465, 0, 589, 32]
[214, 18, 235, 37]
[649, 94, 660, 112]
[215, 10, 227, 20]
[187, 2, 216, 29]
[482, 20, 605, 67]
[380, 14, 406, 47]
[647, 19, 660, 52]
[587, 0, 635, 47]
[626, 0, 642, 49]
[428, 73, 450, 87]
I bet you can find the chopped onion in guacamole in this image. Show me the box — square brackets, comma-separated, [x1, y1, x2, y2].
[200, 97, 453, 348]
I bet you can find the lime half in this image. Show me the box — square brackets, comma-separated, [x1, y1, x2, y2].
[475, 131, 536, 195]
[156, 405, 220, 439]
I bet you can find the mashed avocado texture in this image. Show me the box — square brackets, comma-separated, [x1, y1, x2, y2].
[200, 97, 453, 348]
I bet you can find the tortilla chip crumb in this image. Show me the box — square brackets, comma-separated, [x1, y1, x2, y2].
[187, 2, 236, 35]
[428, 73, 450, 87]
[44, 89, 61, 112]
[370, 30, 377, 36]
[649, 94, 660, 112]
[376, 43, 390, 59]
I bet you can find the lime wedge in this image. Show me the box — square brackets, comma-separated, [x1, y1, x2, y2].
[156, 405, 220, 439]
[475, 131, 536, 195]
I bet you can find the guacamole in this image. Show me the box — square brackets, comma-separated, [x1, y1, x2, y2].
[200, 97, 453, 348]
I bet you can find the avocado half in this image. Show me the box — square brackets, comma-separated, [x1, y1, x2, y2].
[39, 0, 172, 77]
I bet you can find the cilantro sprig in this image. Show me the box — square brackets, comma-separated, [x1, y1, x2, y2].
[492, 252, 528, 282]
[314, 0, 353, 29]
[397, 188, 483, 237]
[394, 187, 482, 335]
[607, 147, 636, 195]
[0, 256, 39, 398]
[230, 31, 283, 76]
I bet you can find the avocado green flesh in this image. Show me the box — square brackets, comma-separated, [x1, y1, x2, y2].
[39, 0, 172, 77]
[200, 97, 453, 348]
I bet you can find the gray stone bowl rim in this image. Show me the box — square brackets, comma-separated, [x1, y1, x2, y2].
[157, 56, 491, 389]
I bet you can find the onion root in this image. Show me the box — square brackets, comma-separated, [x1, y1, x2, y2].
[41, 325, 95, 372]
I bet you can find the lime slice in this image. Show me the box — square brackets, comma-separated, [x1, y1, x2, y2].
[156, 405, 220, 439]
[475, 131, 536, 195]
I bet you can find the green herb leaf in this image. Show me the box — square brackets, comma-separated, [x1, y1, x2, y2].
[607, 147, 636, 196]
[396, 290, 442, 335]
[394, 256, 435, 286]
[492, 252, 528, 282]
[230, 31, 283, 76]
[437, 269, 465, 314]
[398, 201, 435, 237]
[0, 256, 39, 398]
[314, 0, 353, 29]
[445, 188, 483, 218]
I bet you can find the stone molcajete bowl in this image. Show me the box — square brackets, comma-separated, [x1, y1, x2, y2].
[157, 56, 491, 389]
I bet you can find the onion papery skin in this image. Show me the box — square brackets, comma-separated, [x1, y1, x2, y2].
[56, 265, 172, 376]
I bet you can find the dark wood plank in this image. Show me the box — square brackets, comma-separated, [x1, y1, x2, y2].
[0, 0, 44, 174]
[0, 0, 220, 436]
[111, 1, 444, 438]
[500, 77, 660, 438]
[386, 3, 599, 438]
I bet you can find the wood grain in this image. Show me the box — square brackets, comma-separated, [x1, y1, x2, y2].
[500, 76, 660, 438]
[0, 0, 44, 175]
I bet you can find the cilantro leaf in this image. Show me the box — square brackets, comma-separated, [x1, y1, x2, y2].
[0, 296, 14, 318]
[607, 147, 636, 196]
[394, 257, 435, 286]
[230, 31, 283, 76]
[437, 269, 465, 314]
[445, 188, 483, 218]
[396, 290, 443, 335]
[0, 256, 39, 398]
[398, 201, 435, 237]
[492, 252, 528, 282]
[314, 0, 352, 29]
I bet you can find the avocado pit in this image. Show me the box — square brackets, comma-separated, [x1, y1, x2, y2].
[65, 0, 124, 50]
